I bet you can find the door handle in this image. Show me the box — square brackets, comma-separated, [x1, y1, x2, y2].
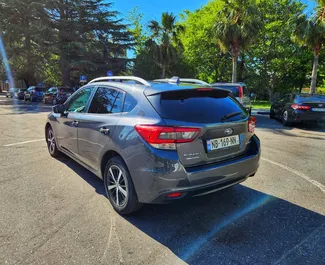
[100, 127, 110, 135]
[72, 120, 79, 127]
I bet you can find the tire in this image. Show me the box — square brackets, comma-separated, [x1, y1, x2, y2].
[46, 126, 60, 157]
[270, 108, 275, 119]
[282, 110, 291, 127]
[104, 156, 143, 215]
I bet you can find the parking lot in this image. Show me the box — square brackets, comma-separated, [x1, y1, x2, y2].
[1, 94, 325, 265]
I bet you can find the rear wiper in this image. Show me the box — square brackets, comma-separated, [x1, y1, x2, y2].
[221, 111, 245, 122]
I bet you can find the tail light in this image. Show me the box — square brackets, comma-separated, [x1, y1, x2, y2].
[291, 104, 311, 110]
[248, 116, 256, 133]
[237, 86, 243, 98]
[135, 125, 200, 150]
[166, 192, 182, 198]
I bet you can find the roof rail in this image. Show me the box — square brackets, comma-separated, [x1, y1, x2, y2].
[88, 76, 151, 86]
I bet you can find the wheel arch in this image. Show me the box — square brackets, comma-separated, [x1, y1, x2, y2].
[100, 150, 129, 179]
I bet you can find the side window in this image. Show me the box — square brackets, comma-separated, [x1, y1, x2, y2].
[123, 93, 137, 112]
[88, 87, 123, 114]
[67, 86, 94, 113]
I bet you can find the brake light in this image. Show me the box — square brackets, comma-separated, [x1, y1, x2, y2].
[135, 125, 200, 150]
[248, 116, 256, 133]
[197, 88, 213, 91]
[291, 104, 311, 110]
[237, 86, 243, 98]
[166, 192, 182, 198]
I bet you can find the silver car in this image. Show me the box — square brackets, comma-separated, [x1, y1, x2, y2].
[45, 76, 260, 215]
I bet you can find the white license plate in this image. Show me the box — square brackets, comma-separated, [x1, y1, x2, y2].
[312, 108, 325, 112]
[207, 135, 240, 151]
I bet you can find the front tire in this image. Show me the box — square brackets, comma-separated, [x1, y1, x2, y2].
[104, 157, 143, 215]
[282, 110, 291, 127]
[46, 126, 60, 157]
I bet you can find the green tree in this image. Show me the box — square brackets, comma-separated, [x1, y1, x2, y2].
[214, 0, 262, 82]
[147, 12, 184, 78]
[291, 11, 325, 93]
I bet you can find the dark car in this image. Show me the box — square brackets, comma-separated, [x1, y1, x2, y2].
[45, 76, 260, 215]
[24, 86, 46, 102]
[270, 93, 325, 126]
[15, 88, 27, 100]
[43, 87, 74, 105]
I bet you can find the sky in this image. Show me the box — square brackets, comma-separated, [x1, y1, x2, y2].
[112, 0, 317, 23]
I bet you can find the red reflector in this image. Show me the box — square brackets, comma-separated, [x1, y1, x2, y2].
[236, 86, 243, 98]
[135, 125, 200, 150]
[291, 104, 311, 110]
[197, 88, 213, 91]
[166, 192, 182, 198]
[248, 116, 256, 133]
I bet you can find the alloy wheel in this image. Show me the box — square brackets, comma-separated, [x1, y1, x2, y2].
[107, 165, 128, 207]
[47, 129, 56, 154]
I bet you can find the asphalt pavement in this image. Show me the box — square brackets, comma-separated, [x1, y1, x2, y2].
[1, 95, 325, 265]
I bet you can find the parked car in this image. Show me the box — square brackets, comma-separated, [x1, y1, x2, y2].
[270, 93, 325, 126]
[6, 88, 19, 98]
[24, 86, 46, 101]
[43, 87, 74, 105]
[211, 82, 252, 114]
[15, 88, 27, 100]
[45, 76, 260, 215]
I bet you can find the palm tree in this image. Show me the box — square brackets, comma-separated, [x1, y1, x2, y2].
[291, 12, 325, 94]
[147, 12, 184, 78]
[214, 0, 262, 82]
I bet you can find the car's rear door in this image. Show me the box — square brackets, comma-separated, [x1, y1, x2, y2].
[146, 88, 252, 172]
[55, 86, 95, 156]
[77, 86, 125, 170]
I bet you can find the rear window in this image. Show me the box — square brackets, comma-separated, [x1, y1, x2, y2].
[297, 94, 325, 103]
[147, 89, 247, 123]
[212, 85, 240, 97]
[35, 87, 46, 92]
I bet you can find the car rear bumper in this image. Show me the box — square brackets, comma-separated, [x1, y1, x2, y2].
[128, 135, 260, 204]
[291, 110, 325, 122]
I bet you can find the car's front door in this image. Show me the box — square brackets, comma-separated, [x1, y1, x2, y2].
[77, 86, 125, 170]
[55, 86, 95, 157]
[273, 94, 290, 116]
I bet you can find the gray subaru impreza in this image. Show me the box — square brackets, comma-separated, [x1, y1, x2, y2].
[45, 76, 260, 215]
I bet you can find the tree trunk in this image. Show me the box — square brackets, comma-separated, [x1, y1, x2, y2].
[162, 64, 166, 79]
[310, 50, 319, 94]
[232, 54, 238, 83]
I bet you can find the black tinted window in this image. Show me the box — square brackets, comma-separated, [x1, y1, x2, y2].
[67, 86, 94, 113]
[123, 93, 137, 112]
[147, 89, 247, 123]
[89, 87, 123, 114]
[213, 85, 240, 97]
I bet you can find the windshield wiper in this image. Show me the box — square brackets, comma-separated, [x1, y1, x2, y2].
[221, 111, 245, 122]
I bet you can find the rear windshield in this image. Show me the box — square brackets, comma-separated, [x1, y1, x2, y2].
[147, 89, 247, 123]
[297, 94, 325, 102]
[212, 85, 241, 97]
[35, 87, 46, 92]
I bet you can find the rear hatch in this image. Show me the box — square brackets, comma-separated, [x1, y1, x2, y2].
[145, 88, 252, 168]
[35, 87, 45, 97]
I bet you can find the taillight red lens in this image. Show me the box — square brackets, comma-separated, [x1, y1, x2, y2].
[248, 116, 256, 133]
[166, 192, 182, 198]
[135, 125, 200, 150]
[237, 86, 243, 98]
[291, 104, 310, 110]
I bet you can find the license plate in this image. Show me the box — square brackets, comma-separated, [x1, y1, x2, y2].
[207, 135, 240, 151]
[312, 108, 325, 112]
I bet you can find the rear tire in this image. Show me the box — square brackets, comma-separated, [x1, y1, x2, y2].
[270, 108, 275, 119]
[46, 126, 60, 157]
[282, 110, 291, 127]
[104, 156, 143, 215]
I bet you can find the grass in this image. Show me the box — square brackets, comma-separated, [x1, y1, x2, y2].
[252, 100, 271, 110]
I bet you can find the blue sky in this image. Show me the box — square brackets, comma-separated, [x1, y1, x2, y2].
[112, 0, 317, 23]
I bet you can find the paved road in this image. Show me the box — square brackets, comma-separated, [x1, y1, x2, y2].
[1, 95, 325, 265]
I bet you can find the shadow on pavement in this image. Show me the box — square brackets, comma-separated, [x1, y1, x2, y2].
[126, 185, 325, 265]
[0, 98, 52, 115]
[55, 153, 325, 264]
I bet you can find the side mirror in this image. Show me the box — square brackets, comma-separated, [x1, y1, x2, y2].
[53, 104, 66, 114]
